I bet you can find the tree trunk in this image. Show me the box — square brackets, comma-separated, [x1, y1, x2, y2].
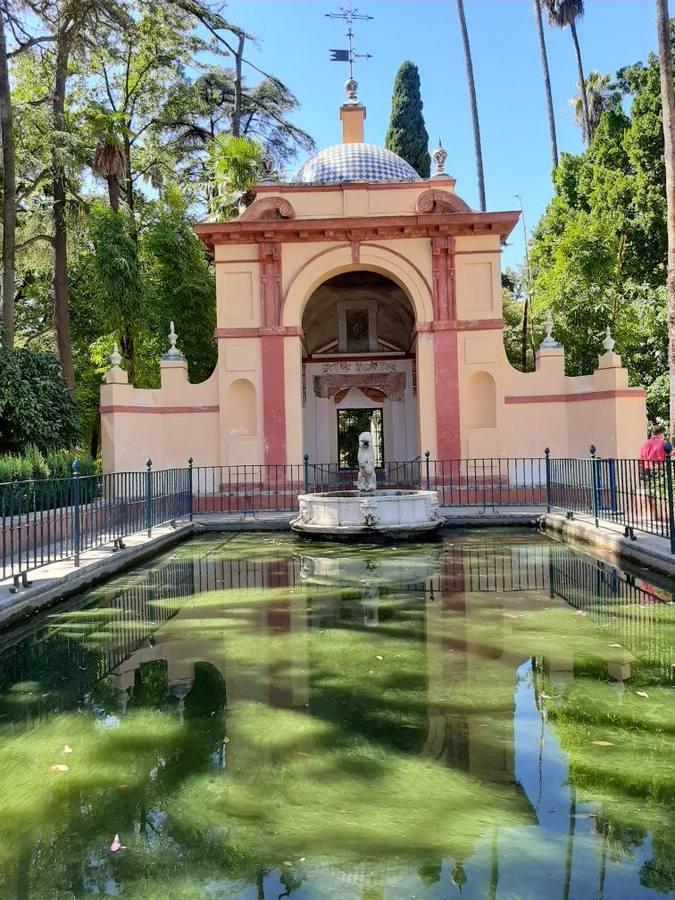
[0, 10, 17, 347]
[656, 0, 675, 431]
[107, 175, 120, 212]
[123, 130, 137, 239]
[456, 0, 486, 211]
[569, 21, 592, 144]
[232, 32, 245, 137]
[52, 26, 75, 388]
[534, 0, 558, 170]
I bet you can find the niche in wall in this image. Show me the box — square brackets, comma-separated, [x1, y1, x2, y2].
[466, 371, 497, 428]
[225, 378, 257, 435]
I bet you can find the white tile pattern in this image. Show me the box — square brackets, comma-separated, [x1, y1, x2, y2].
[291, 143, 421, 185]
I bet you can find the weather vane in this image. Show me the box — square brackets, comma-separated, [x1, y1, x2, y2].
[326, 1, 373, 82]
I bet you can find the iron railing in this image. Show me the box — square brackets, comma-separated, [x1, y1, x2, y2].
[5, 447, 675, 586]
[545, 445, 675, 552]
[1, 460, 190, 587]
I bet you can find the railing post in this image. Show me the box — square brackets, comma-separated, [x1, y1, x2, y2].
[590, 445, 599, 528]
[145, 458, 152, 538]
[188, 457, 194, 522]
[665, 442, 675, 554]
[72, 460, 81, 567]
[424, 450, 431, 491]
[303, 454, 310, 493]
[544, 448, 551, 513]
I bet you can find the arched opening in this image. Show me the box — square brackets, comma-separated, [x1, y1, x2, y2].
[301, 270, 419, 467]
[467, 372, 497, 428]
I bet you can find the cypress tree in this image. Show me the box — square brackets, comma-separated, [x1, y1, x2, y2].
[385, 61, 431, 178]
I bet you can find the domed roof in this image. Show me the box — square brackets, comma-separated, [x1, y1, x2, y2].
[290, 143, 422, 185]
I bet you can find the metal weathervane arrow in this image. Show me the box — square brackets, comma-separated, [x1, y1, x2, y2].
[326, 1, 373, 81]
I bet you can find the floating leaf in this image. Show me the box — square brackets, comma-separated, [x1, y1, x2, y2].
[110, 834, 126, 852]
[591, 740, 614, 747]
[503, 612, 521, 619]
[61, 744, 73, 755]
[376, 655, 383, 661]
[49, 764, 69, 773]
[540, 693, 561, 700]
[609, 644, 622, 648]
[635, 691, 649, 698]
[574, 610, 587, 617]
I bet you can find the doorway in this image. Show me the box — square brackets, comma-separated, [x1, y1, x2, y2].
[337, 408, 384, 470]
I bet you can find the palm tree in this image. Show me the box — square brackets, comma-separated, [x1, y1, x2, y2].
[93, 138, 127, 212]
[88, 107, 127, 212]
[206, 134, 264, 220]
[655, 0, 675, 428]
[456, 0, 486, 211]
[533, 0, 558, 170]
[542, 0, 591, 148]
[570, 71, 621, 144]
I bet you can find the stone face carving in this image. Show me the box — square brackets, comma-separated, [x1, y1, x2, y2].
[359, 497, 380, 527]
[357, 432, 377, 494]
[298, 501, 314, 525]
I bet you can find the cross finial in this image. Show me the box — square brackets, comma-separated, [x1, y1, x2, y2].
[327, 2, 373, 82]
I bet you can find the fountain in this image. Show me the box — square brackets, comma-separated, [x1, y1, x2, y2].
[291, 432, 442, 540]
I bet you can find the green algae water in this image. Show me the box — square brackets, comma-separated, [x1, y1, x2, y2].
[0, 531, 673, 899]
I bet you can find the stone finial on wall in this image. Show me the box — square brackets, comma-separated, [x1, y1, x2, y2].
[105, 343, 128, 384]
[602, 325, 616, 354]
[162, 321, 185, 361]
[597, 324, 622, 369]
[539, 310, 562, 350]
[431, 140, 450, 180]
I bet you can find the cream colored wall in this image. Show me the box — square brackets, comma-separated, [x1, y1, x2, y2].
[100, 361, 219, 474]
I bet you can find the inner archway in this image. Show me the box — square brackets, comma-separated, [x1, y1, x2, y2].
[301, 270, 419, 467]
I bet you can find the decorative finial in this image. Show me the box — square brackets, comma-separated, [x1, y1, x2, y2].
[109, 343, 122, 371]
[345, 77, 358, 103]
[602, 325, 616, 354]
[540, 309, 562, 349]
[162, 321, 184, 360]
[260, 152, 277, 183]
[432, 139, 448, 176]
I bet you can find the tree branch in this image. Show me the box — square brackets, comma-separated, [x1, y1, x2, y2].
[16, 233, 54, 251]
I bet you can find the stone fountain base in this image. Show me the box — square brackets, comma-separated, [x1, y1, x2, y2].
[290, 489, 442, 541]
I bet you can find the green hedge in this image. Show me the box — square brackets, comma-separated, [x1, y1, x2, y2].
[0, 447, 98, 516]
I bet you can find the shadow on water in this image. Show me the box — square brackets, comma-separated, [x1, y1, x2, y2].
[0, 529, 673, 898]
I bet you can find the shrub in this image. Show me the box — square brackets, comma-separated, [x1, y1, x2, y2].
[0, 348, 79, 454]
[0, 447, 98, 515]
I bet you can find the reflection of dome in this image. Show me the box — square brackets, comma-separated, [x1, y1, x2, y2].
[291, 143, 421, 185]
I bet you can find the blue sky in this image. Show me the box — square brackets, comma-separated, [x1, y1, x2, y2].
[226, 0, 657, 268]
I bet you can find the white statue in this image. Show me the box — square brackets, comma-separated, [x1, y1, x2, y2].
[357, 431, 377, 494]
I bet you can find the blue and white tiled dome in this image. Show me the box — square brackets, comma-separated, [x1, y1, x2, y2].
[291, 143, 421, 185]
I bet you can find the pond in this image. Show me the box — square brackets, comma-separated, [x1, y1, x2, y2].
[0, 530, 673, 899]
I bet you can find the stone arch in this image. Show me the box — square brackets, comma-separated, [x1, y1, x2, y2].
[466, 372, 497, 428]
[224, 378, 257, 435]
[282, 243, 434, 328]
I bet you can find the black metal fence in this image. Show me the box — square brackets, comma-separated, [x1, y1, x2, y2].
[1, 461, 190, 587]
[545, 445, 675, 553]
[5, 448, 675, 587]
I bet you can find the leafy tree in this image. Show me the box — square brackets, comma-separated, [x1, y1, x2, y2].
[205, 134, 264, 219]
[385, 61, 430, 178]
[0, 348, 79, 453]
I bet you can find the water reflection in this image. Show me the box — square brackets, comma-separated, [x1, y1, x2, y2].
[0, 531, 672, 898]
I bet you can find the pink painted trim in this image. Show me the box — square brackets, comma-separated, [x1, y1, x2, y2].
[261, 333, 287, 464]
[100, 405, 219, 415]
[434, 329, 461, 459]
[414, 319, 503, 334]
[504, 389, 646, 405]
[303, 352, 414, 363]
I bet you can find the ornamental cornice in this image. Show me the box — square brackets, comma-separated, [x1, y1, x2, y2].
[194, 211, 520, 250]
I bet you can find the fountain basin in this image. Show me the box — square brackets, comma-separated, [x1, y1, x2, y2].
[291, 489, 442, 541]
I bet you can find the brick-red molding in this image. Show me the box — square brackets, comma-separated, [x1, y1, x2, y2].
[215, 326, 303, 338]
[100, 405, 219, 415]
[504, 389, 645, 405]
[415, 318, 503, 334]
